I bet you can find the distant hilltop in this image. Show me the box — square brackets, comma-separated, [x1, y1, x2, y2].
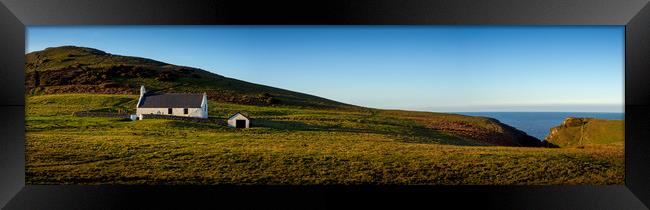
[544, 117, 624, 147]
[25, 46, 358, 110]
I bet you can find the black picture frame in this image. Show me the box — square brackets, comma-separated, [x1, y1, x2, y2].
[1, 0, 649, 209]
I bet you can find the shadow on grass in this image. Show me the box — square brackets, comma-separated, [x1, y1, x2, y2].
[253, 119, 475, 146]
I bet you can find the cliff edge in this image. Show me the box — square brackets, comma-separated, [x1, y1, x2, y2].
[543, 117, 623, 147]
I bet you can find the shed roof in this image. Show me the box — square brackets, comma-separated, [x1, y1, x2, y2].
[138, 93, 204, 108]
[228, 112, 250, 120]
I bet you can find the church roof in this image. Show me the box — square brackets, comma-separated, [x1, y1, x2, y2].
[138, 92, 204, 108]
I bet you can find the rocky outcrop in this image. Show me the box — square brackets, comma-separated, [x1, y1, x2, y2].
[480, 117, 545, 147]
[423, 115, 545, 147]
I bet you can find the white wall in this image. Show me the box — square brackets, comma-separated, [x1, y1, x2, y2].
[137, 107, 207, 119]
[201, 94, 208, 118]
[227, 114, 250, 128]
[135, 90, 209, 119]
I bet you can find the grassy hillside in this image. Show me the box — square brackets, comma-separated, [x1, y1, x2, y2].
[25, 94, 624, 185]
[26, 46, 547, 147]
[25, 46, 357, 109]
[544, 117, 624, 147]
[27, 94, 542, 147]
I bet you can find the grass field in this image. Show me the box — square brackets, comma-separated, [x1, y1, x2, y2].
[26, 94, 624, 185]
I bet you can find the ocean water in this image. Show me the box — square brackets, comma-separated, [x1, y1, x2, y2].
[453, 112, 624, 141]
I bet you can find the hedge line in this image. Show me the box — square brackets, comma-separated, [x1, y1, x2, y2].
[73, 111, 130, 118]
[73, 112, 229, 125]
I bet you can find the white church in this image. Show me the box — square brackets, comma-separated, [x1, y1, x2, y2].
[136, 86, 208, 119]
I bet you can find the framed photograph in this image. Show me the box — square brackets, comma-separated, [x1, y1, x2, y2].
[1, 0, 649, 209]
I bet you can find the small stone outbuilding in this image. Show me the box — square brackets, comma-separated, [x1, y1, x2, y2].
[227, 112, 250, 128]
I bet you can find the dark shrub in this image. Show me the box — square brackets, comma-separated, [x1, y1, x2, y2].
[179, 68, 192, 74]
[156, 70, 178, 81]
[100, 82, 122, 88]
[258, 93, 277, 105]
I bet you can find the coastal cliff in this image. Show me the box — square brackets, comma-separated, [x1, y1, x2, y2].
[543, 117, 624, 147]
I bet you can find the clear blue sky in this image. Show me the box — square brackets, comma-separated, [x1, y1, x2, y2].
[27, 26, 624, 112]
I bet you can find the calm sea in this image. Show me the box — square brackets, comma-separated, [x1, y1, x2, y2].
[453, 112, 624, 140]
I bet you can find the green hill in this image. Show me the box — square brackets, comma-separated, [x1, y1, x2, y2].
[25, 46, 544, 147]
[543, 117, 624, 147]
[25, 46, 356, 109]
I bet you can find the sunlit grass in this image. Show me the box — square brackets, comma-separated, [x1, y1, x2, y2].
[25, 94, 624, 185]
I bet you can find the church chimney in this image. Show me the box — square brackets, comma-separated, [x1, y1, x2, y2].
[137, 85, 146, 108]
[140, 85, 146, 97]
